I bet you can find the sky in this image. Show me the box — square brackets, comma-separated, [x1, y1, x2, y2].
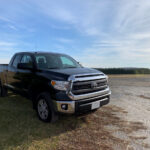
[0, 0, 150, 68]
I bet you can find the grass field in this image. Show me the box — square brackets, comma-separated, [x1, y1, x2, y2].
[0, 75, 150, 150]
[0, 92, 128, 150]
[0, 92, 84, 150]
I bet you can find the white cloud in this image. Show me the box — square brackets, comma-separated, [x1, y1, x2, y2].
[0, 58, 10, 64]
[0, 41, 16, 47]
[0, 16, 13, 23]
[28, 0, 150, 67]
[1, 0, 150, 67]
[50, 24, 71, 30]
[56, 38, 73, 43]
[7, 25, 18, 30]
[30, 0, 110, 36]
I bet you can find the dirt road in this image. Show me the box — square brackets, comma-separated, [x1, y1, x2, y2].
[108, 75, 150, 150]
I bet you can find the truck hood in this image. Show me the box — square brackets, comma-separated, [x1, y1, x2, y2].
[50, 67, 102, 76]
[41, 67, 104, 81]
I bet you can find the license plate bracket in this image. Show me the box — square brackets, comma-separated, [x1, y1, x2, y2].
[91, 101, 100, 110]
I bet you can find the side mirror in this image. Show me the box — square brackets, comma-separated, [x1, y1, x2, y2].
[17, 63, 33, 70]
[77, 62, 83, 67]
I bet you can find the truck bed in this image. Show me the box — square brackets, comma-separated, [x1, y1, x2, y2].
[0, 64, 8, 65]
[0, 64, 8, 72]
[0, 64, 8, 84]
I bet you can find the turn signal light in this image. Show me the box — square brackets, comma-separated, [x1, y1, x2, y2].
[51, 80, 56, 86]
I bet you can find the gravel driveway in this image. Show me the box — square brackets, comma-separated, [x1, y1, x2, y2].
[109, 75, 150, 150]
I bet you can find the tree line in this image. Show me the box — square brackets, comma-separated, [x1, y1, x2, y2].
[95, 68, 150, 74]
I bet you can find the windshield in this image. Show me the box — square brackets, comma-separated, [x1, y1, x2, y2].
[35, 53, 82, 70]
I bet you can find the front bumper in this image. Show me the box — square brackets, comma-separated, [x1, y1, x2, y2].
[53, 91, 111, 114]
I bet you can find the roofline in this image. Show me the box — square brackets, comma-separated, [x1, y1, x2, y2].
[15, 51, 67, 55]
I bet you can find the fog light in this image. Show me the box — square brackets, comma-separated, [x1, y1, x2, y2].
[61, 104, 68, 110]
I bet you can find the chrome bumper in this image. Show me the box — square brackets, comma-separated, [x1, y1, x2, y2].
[53, 100, 75, 114]
[53, 90, 111, 114]
[54, 73, 111, 114]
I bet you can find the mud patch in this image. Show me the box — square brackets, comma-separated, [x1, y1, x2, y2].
[138, 95, 150, 100]
[56, 105, 148, 150]
[119, 121, 147, 134]
[129, 136, 147, 140]
[125, 92, 133, 96]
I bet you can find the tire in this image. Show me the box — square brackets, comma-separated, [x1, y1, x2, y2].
[0, 84, 2, 97]
[0, 82, 7, 97]
[36, 92, 58, 123]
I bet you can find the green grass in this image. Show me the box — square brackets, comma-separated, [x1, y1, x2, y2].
[1, 91, 147, 150]
[0, 92, 83, 150]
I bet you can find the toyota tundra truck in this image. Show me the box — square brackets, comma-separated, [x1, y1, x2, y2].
[0, 52, 111, 122]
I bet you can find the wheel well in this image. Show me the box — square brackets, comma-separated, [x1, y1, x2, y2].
[29, 85, 53, 108]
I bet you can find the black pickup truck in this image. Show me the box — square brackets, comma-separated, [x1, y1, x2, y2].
[0, 52, 111, 122]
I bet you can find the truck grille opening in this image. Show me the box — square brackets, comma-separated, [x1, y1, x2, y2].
[72, 78, 108, 95]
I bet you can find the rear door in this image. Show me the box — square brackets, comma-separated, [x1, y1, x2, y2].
[7, 54, 22, 90]
[17, 54, 35, 95]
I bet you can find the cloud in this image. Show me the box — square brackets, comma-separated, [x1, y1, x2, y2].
[30, 0, 111, 36]
[0, 16, 12, 23]
[33, 0, 77, 24]
[1, 0, 150, 67]
[7, 25, 18, 30]
[50, 24, 71, 30]
[0, 41, 16, 47]
[56, 38, 73, 43]
[0, 58, 10, 64]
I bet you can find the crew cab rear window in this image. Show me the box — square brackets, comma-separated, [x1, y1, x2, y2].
[20, 55, 33, 68]
[21, 55, 32, 63]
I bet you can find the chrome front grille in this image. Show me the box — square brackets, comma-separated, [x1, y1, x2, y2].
[67, 73, 111, 100]
[72, 79, 108, 95]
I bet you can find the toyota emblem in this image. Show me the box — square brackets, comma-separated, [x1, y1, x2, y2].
[91, 81, 98, 89]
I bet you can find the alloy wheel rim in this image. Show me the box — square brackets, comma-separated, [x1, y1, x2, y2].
[38, 99, 49, 120]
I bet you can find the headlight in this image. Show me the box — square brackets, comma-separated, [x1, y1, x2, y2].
[51, 80, 69, 91]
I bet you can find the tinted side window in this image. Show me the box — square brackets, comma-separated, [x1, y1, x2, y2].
[12, 55, 22, 68]
[36, 56, 48, 69]
[21, 55, 33, 68]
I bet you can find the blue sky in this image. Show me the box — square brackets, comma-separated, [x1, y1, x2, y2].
[0, 0, 150, 68]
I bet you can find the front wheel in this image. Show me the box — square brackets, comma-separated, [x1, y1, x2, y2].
[36, 92, 58, 123]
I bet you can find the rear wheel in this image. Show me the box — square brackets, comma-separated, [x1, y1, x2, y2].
[36, 92, 58, 123]
[0, 82, 7, 97]
[0, 85, 2, 97]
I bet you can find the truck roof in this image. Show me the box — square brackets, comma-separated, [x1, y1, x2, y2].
[15, 51, 66, 55]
